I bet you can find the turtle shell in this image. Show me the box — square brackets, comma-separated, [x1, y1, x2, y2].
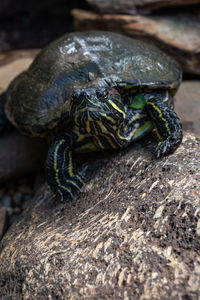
[5, 31, 182, 136]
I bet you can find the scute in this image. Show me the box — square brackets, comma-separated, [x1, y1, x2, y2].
[5, 31, 182, 135]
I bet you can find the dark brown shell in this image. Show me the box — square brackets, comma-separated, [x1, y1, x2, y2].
[5, 31, 182, 135]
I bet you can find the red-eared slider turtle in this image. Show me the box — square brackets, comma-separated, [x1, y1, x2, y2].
[0, 31, 182, 200]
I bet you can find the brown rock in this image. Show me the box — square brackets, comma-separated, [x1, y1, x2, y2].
[0, 131, 199, 299]
[0, 50, 47, 183]
[0, 130, 48, 183]
[72, 9, 200, 75]
[0, 49, 39, 93]
[86, 0, 200, 14]
[175, 81, 200, 138]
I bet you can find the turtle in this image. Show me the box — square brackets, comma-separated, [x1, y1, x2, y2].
[0, 31, 182, 201]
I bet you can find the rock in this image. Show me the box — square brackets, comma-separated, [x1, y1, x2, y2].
[0, 172, 39, 235]
[0, 49, 39, 93]
[0, 50, 48, 183]
[1, 194, 12, 208]
[86, 0, 200, 14]
[12, 207, 21, 214]
[0, 130, 48, 184]
[72, 9, 200, 75]
[18, 184, 34, 196]
[0, 131, 199, 299]
[0, 40, 9, 52]
[175, 81, 200, 138]
[12, 191, 23, 206]
[0, 207, 8, 240]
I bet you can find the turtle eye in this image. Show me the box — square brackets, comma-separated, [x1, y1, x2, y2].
[96, 89, 108, 102]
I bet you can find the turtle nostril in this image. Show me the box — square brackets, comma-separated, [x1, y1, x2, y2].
[72, 93, 77, 100]
[72, 89, 84, 101]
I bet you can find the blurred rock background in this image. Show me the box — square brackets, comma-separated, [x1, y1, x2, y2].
[73, 1, 200, 76]
[0, 0, 199, 238]
[1, 0, 200, 75]
[0, 0, 88, 50]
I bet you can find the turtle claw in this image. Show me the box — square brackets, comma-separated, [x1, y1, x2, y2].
[156, 139, 169, 157]
[55, 173, 85, 201]
[65, 173, 85, 192]
[76, 171, 85, 183]
[57, 186, 74, 201]
[146, 93, 182, 159]
[156, 132, 182, 158]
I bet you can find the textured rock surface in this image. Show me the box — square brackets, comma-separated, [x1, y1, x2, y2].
[0, 131, 199, 299]
[72, 9, 200, 75]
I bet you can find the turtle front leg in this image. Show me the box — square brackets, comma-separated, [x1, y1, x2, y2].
[145, 92, 182, 157]
[45, 133, 84, 201]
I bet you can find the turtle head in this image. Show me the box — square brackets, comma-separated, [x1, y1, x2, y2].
[70, 87, 125, 128]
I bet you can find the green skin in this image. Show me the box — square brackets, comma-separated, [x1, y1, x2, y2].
[1, 32, 183, 201]
[45, 88, 182, 200]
